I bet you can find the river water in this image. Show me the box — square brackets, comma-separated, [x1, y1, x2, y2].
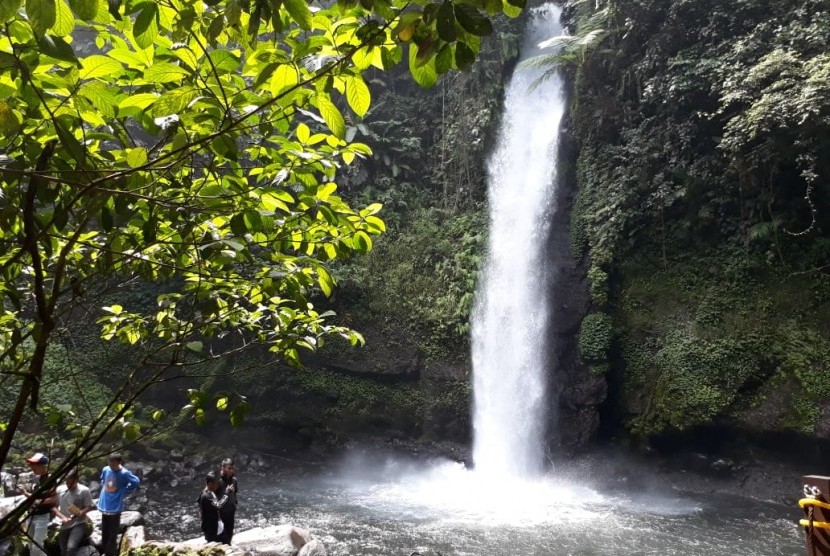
[145, 450, 804, 555]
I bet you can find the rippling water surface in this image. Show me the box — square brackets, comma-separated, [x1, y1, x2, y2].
[146, 454, 804, 555]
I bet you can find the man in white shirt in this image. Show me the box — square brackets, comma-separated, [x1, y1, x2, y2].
[54, 469, 94, 556]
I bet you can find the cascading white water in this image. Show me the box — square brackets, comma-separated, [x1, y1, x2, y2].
[471, 4, 566, 479]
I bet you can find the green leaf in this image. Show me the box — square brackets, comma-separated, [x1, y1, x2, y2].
[78, 81, 117, 116]
[125, 147, 147, 168]
[204, 50, 239, 74]
[144, 61, 189, 83]
[123, 423, 140, 440]
[436, 0, 455, 42]
[37, 33, 78, 64]
[152, 86, 198, 117]
[344, 75, 370, 117]
[68, 0, 96, 20]
[118, 93, 157, 112]
[133, 2, 158, 49]
[210, 134, 238, 159]
[455, 41, 474, 70]
[206, 13, 223, 42]
[51, 0, 73, 36]
[216, 396, 228, 410]
[283, 0, 310, 30]
[501, 0, 520, 18]
[229, 213, 247, 236]
[317, 93, 345, 139]
[408, 43, 437, 87]
[79, 54, 122, 79]
[373, 0, 393, 20]
[296, 122, 310, 143]
[317, 265, 334, 296]
[229, 407, 244, 426]
[435, 43, 452, 73]
[353, 230, 372, 252]
[0, 0, 22, 22]
[269, 64, 298, 96]
[26, 0, 56, 35]
[186, 340, 203, 353]
[454, 3, 491, 36]
[224, 0, 240, 24]
[54, 119, 86, 166]
[0, 100, 21, 134]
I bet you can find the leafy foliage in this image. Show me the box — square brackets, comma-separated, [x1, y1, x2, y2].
[0, 0, 522, 535]
[577, 311, 612, 374]
[339, 208, 486, 359]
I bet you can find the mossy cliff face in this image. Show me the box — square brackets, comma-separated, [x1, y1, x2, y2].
[567, 0, 830, 443]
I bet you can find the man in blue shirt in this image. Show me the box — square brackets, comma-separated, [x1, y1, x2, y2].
[97, 453, 140, 556]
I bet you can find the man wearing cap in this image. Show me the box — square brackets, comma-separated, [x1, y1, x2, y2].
[17, 453, 58, 556]
[98, 453, 140, 556]
[198, 472, 230, 543]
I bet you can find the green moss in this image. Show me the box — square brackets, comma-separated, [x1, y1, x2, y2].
[619, 255, 830, 438]
[578, 312, 613, 363]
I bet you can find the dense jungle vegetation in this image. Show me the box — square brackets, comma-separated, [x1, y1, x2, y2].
[567, 0, 830, 438]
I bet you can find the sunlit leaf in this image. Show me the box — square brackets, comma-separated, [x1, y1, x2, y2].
[144, 61, 190, 82]
[317, 94, 345, 139]
[133, 2, 158, 49]
[283, 0, 311, 30]
[79, 55, 122, 79]
[270, 64, 298, 96]
[51, 0, 74, 36]
[344, 74, 370, 117]
[408, 43, 437, 87]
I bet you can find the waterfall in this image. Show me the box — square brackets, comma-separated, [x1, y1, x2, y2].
[471, 4, 566, 479]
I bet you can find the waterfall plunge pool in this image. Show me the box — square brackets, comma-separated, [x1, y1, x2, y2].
[145, 451, 804, 555]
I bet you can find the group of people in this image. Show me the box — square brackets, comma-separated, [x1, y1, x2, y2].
[197, 458, 239, 544]
[17, 452, 139, 556]
[16, 451, 239, 555]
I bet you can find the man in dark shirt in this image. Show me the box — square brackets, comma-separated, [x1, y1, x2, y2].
[18, 453, 58, 556]
[218, 458, 238, 544]
[198, 472, 229, 543]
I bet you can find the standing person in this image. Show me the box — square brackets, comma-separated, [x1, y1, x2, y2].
[198, 472, 229, 543]
[218, 458, 238, 544]
[53, 469, 94, 556]
[17, 452, 58, 556]
[97, 453, 140, 556]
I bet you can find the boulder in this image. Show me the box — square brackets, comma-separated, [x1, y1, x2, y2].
[87, 510, 144, 531]
[231, 525, 314, 556]
[0, 496, 23, 519]
[297, 539, 327, 556]
[135, 540, 248, 556]
[171, 525, 321, 556]
[121, 526, 146, 552]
